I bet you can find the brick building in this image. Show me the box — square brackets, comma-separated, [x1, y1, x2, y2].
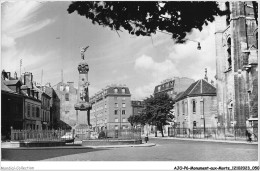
[215, 2, 258, 127]
[89, 85, 132, 131]
[174, 79, 217, 129]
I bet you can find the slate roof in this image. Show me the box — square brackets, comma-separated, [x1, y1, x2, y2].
[105, 86, 131, 96]
[1, 80, 15, 93]
[174, 79, 216, 102]
[3, 80, 21, 86]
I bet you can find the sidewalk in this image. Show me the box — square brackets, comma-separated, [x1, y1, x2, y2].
[1, 141, 156, 150]
[142, 134, 258, 145]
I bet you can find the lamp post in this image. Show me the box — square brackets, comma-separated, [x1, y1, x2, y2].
[185, 39, 201, 50]
[118, 108, 122, 130]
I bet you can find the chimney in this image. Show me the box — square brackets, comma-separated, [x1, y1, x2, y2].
[24, 72, 33, 88]
[14, 72, 18, 79]
[6, 72, 11, 80]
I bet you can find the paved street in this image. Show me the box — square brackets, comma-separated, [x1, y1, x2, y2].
[1, 138, 258, 161]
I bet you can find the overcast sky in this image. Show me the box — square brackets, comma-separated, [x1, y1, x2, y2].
[1, 1, 217, 99]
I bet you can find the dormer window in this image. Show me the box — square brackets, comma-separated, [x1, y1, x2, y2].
[114, 88, 118, 93]
[158, 86, 161, 91]
[60, 85, 64, 91]
[122, 88, 126, 94]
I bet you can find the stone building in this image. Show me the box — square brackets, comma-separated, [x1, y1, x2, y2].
[174, 79, 217, 129]
[21, 72, 42, 130]
[154, 77, 195, 99]
[89, 85, 132, 131]
[215, 2, 258, 127]
[1, 77, 24, 139]
[54, 81, 78, 129]
[131, 100, 145, 116]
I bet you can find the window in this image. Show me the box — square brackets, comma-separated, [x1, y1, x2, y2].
[122, 110, 126, 115]
[177, 103, 179, 116]
[114, 125, 118, 130]
[115, 103, 118, 107]
[60, 85, 64, 91]
[114, 88, 118, 93]
[66, 85, 69, 92]
[158, 86, 161, 91]
[182, 101, 185, 115]
[192, 100, 196, 113]
[193, 121, 197, 127]
[105, 104, 107, 108]
[122, 103, 126, 108]
[122, 118, 126, 122]
[227, 38, 231, 69]
[27, 104, 30, 117]
[32, 105, 35, 117]
[36, 107, 40, 118]
[65, 93, 69, 101]
[115, 118, 118, 122]
[122, 88, 125, 94]
[114, 110, 118, 115]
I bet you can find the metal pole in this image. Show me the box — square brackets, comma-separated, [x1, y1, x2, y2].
[119, 108, 121, 130]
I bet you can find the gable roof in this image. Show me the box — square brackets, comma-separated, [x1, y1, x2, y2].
[175, 79, 216, 102]
[3, 79, 22, 86]
[1, 80, 15, 93]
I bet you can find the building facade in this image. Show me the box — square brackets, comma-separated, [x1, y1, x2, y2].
[215, 2, 258, 127]
[90, 85, 132, 131]
[1, 78, 24, 139]
[174, 79, 218, 129]
[54, 81, 78, 129]
[131, 100, 145, 116]
[154, 77, 195, 99]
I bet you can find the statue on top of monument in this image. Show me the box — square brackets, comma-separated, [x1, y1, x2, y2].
[80, 46, 89, 60]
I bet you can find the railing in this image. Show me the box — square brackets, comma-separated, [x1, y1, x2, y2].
[168, 126, 258, 142]
[11, 128, 71, 142]
[75, 128, 142, 141]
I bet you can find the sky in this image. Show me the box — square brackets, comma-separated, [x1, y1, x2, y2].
[1, 1, 217, 100]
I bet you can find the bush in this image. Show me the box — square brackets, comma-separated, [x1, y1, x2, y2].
[98, 131, 106, 139]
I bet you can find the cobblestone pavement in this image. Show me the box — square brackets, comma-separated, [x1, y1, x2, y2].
[1, 138, 257, 161]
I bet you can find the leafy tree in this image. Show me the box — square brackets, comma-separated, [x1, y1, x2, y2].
[143, 93, 174, 137]
[67, 1, 227, 43]
[128, 113, 146, 128]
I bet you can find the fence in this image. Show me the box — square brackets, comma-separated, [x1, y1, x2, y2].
[75, 128, 142, 141]
[168, 126, 258, 142]
[11, 128, 142, 142]
[11, 128, 71, 142]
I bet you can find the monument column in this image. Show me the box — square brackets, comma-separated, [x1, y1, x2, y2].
[74, 46, 92, 127]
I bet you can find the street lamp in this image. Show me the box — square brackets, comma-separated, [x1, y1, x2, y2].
[118, 108, 122, 130]
[185, 39, 201, 50]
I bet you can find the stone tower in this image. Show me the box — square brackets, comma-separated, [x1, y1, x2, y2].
[74, 46, 92, 126]
[215, 2, 258, 127]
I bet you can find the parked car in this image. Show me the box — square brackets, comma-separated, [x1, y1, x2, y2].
[61, 132, 76, 143]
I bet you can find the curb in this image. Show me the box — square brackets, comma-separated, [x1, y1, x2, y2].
[1, 143, 156, 150]
[148, 137, 258, 145]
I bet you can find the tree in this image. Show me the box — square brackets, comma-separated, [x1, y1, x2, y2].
[143, 93, 174, 137]
[67, 1, 227, 43]
[128, 113, 146, 128]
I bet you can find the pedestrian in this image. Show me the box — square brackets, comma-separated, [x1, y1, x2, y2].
[246, 130, 252, 142]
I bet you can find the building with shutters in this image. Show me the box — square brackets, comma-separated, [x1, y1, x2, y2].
[89, 84, 132, 131]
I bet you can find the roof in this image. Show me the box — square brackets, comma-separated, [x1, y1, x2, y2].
[3, 79, 21, 86]
[175, 79, 216, 101]
[1, 80, 15, 93]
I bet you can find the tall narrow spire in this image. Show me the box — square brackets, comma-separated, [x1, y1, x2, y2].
[204, 68, 208, 82]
